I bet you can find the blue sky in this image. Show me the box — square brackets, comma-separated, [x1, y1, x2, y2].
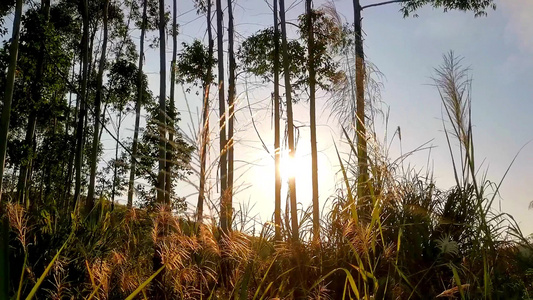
[357, 0, 533, 234]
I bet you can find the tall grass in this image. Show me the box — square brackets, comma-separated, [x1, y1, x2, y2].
[1, 52, 532, 299]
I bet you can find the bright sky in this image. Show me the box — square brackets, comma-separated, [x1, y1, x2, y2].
[137, 0, 533, 235]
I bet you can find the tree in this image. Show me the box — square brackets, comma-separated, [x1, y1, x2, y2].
[127, 0, 157, 208]
[136, 99, 193, 211]
[240, 4, 342, 241]
[106, 58, 142, 208]
[16, 0, 51, 208]
[216, 0, 229, 233]
[239, 6, 341, 241]
[352, 0, 367, 210]
[279, 0, 298, 242]
[226, 0, 236, 234]
[157, 0, 167, 205]
[175, 37, 216, 224]
[165, 0, 178, 206]
[73, 0, 90, 209]
[102, 151, 129, 207]
[273, 0, 281, 241]
[198, 0, 214, 224]
[238, 28, 306, 83]
[87, 0, 110, 212]
[13, 3, 73, 206]
[0, 0, 23, 295]
[350, 0, 496, 217]
[305, 0, 319, 242]
[0, 0, 79, 213]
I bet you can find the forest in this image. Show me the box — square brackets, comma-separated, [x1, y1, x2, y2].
[0, 0, 532, 298]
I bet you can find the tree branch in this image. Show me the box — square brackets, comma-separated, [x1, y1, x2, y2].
[361, 0, 406, 10]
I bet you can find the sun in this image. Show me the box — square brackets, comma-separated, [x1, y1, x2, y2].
[250, 143, 336, 214]
[278, 149, 309, 183]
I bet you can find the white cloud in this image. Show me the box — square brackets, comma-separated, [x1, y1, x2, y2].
[501, 0, 533, 54]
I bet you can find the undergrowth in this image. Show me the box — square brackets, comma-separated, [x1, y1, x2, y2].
[2, 54, 533, 300]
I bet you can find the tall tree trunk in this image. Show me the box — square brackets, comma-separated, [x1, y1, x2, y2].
[17, 0, 51, 208]
[64, 59, 83, 207]
[0, 0, 23, 296]
[111, 111, 122, 211]
[197, 0, 213, 224]
[306, 0, 320, 242]
[87, 0, 110, 212]
[273, 0, 282, 241]
[216, 0, 231, 288]
[352, 0, 368, 216]
[17, 112, 36, 207]
[156, 0, 167, 205]
[216, 0, 229, 233]
[62, 60, 75, 206]
[127, 0, 148, 208]
[226, 0, 235, 232]
[73, 0, 90, 209]
[279, 0, 298, 242]
[44, 116, 57, 200]
[165, 0, 178, 206]
[153, 0, 168, 296]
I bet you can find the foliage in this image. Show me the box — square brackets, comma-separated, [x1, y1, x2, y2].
[135, 98, 194, 212]
[297, 8, 345, 92]
[400, 0, 496, 17]
[176, 39, 216, 94]
[238, 27, 305, 86]
[238, 7, 345, 100]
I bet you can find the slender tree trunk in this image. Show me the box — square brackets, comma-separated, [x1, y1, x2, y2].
[352, 0, 369, 215]
[17, 112, 37, 207]
[197, 0, 213, 224]
[44, 117, 57, 200]
[226, 0, 235, 232]
[73, 0, 90, 209]
[156, 0, 167, 205]
[153, 0, 168, 296]
[306, 0, 320, 242]
[279, 0, 298, 242]
[0, 0, 23, 296]
[64, 59, 83, 207]
[87, 0, 110, 212]
[127, 0, 148, 208]
[216, 0, 229, 233]
[17, 0, 51, 208]
[165, 0, 178, 206]
[98, 101, 108, 142]
[273, 0, 282, 241]
[62, 61, 75, 206]
[216, 0, 231, 288]
[111, 111, 122, 211]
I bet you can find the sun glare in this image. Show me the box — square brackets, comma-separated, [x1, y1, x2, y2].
[278, 150, 307, 182]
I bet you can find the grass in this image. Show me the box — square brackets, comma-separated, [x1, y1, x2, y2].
[1, 53, 533, 299]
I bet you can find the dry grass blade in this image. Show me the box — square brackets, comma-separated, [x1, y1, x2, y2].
[436, 284, 470, 298]
[125, 265, 166, 300]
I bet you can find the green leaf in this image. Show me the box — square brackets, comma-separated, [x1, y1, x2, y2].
[125, 265, 166, 300]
